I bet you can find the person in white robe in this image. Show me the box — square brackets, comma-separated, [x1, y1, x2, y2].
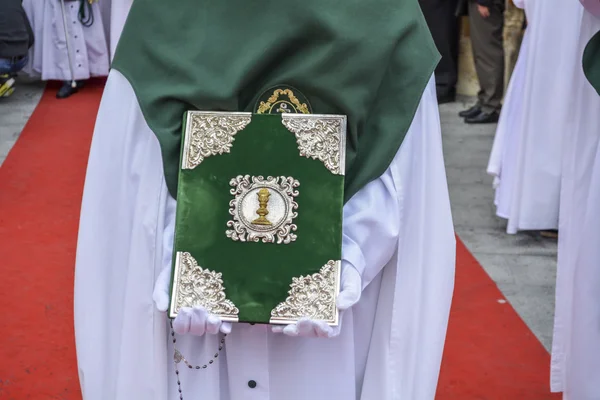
[94, 0, 133, 60]
[74, 0, 456, 397]
[97, 0, 111, 54]
[22, 0, 109, 99]
[107, 0, 132, 60]
[487, 0, 583, 234]
[73, 69, 455, 400]
[550, 2, 600, 398]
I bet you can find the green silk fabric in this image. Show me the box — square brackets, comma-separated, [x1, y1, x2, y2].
[111, 0, 439, 203]
[174, 114, 343, 323]
[583, 30, 600, 96]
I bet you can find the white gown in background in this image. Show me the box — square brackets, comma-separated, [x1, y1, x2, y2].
[22, 0, 109, 81]
[487, 0, 583, 234]
[73, 70, 455, 400]
[550, 6, 600, 399]
[108, 0, 133, 60]
[97, 0, 112, 55]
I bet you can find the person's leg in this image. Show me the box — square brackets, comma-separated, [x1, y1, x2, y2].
[468, 0, 505, 120]
[9, 55, 29, 75]
[0, 58, 13, 75]
[420, 0, 460, 103]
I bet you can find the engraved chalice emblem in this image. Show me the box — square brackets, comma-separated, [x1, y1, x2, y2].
[252, 188, 272, 226]
[226, 175, 299, 244]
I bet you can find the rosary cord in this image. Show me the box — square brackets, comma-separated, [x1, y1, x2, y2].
[170, 320, 227, 400]
[78, 0, 94, 27]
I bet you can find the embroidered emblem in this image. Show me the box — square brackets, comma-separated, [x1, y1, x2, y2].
[255, 85, 312, 114]
[226, 175, 300, 244]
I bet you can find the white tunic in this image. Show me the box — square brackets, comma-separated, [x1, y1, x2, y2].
[487, 0, 583, 234]
[550, 8, 600, 399]
[73, 70, 455, 400]
[22, 0, 109, 81]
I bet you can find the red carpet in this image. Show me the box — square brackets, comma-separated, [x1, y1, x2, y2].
[436, 239, 561, 400]
[0, 81, 102, 399]
[0, 83, 559, 399]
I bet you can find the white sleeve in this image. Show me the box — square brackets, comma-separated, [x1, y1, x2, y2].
[342, 169, 400, 289]
[357, 77, 455, 399]
[513, 0, 525, 10]
[161, 194, 177, 273]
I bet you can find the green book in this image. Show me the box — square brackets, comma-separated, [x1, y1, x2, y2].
[168, 110, 346, 326]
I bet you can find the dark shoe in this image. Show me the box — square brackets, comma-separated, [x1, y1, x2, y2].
[56, 81, 78, 99]
[465, 110, 500, 124]
[459, 104, 481, 118]
[56, 80, 85, 99]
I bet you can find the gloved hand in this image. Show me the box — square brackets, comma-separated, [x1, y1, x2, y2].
[153, 197, 232, 336]
[271, 263, 362, 338]
[153, 265, 233, 335]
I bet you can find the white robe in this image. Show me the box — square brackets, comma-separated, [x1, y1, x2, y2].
[108, 0, 132, 60]
[22, 0, 109, 81]
[487, 0, 583, 234]
[550, 8, 600, 399]
[98, 0, 112, 56]
[73, 70, 455, 400]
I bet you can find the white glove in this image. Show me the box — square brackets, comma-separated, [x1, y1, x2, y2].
[153, 264, 233, 336]
[153, 196, 232, 336]
[271, 263, 362, 338]
[171, 306, 232, 335]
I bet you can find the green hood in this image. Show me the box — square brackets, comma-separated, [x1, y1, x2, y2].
[111, 0, 439, 203]
[583, 29, 600, 96]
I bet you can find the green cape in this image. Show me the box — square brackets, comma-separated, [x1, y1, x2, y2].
[111, 0, 439, 203]
[583, 30, 600, 96]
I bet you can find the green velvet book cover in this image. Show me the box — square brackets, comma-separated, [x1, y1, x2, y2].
[168, 111, 346, 325]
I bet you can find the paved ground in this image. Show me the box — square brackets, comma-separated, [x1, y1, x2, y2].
[0, 79, 557, 351]
[441, 98, 557, 351]
[0, 77, 44, 166]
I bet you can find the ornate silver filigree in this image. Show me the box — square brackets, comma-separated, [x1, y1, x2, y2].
[270, 260, 341, 326]
[181, 112, 252, 170]
[226, 175, 300, 244]
[169, 252, 239, 321]
[281, 114, 347, 175]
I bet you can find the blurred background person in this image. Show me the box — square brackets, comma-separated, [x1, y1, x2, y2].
[458, 0, 505, 123]
[0, 0, 34, 97]
[551, 1, 600, 398]
[22, 0, 109, 99]
[107, 0, 132, 60]
[486, 0, 582, 235]
[419, 0, 460, 103]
